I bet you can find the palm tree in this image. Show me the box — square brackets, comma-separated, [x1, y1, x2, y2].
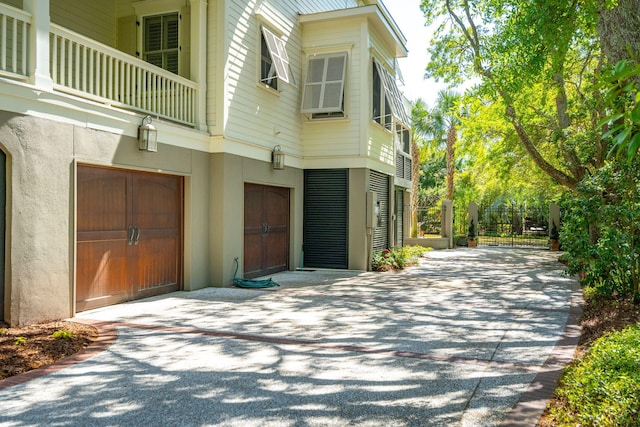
[430, 89, 461, 201]
[409, 98, 430, 237]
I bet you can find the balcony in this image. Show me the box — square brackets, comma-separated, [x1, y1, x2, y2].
[0, 2, 199, 127]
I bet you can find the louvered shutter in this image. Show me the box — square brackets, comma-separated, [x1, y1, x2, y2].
[303, 169, 349, 269]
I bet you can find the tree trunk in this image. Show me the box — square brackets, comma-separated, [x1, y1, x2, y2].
[410, 137, 420, 237]
[598, 0, 640, 84]
[446, 126, 456, 200]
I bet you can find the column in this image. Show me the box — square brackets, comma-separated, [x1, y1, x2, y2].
[24, 0, 53, 90]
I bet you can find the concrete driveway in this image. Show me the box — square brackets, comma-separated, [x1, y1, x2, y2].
[0, 248, 581, 427]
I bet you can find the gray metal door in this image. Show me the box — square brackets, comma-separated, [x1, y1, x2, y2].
[303, 169, 349, 268]
[369, 170, 389, 251]
[0, 151, 5, 322]
[395, 189, 404, 247]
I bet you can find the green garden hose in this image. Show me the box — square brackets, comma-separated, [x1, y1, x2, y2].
[232, 258, 279, 288]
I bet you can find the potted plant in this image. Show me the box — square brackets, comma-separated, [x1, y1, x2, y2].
[549, 221, 560, 251]
[419, 222, 428, 237]
[468, 219, 477, 247]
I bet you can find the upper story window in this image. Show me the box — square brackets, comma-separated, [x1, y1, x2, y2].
[301, 52, 348, 118]
[260, 26, 291, 90]
[143, 13, 179, 74]
[396, 124, 410, 154]
[372, 59, 410, 130]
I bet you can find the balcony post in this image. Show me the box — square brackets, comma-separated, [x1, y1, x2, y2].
[24, 0, 53, 91]
[191, 0, 208, 132]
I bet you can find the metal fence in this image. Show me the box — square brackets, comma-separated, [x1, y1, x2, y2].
[477, 204, 549, 248]
[415, 205, 442, 236]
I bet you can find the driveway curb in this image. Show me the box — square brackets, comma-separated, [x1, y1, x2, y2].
[500, 279, 583, 426]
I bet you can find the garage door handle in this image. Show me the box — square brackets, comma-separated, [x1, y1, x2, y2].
[128, 226, 135, 245]
[133, 226, 141, 245]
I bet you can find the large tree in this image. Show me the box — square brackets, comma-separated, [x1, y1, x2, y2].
[420, 0, 608, 190]
[431, 90, 461, 200]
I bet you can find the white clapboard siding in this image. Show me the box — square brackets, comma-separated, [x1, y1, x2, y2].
[300, 18, 363, 158]
[51, 0, 116, 48]
[222, 0, 304, 157]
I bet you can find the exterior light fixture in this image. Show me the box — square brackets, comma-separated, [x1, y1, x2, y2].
[138, 115, 158, 152]
[272, 145, 284, 170]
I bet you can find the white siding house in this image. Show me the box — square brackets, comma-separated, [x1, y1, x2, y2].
[0, 0, 411, 326]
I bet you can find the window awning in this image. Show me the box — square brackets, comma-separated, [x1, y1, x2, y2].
[261, 26, 291, 84]
[301, 52, 347, 113]
[374, 60, 410, 126]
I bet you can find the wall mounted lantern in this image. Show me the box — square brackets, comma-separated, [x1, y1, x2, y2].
[272, 145, 285, 170]
[138, 115, 158, 152]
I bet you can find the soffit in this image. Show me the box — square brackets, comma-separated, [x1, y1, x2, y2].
[299, 4, 408, 58]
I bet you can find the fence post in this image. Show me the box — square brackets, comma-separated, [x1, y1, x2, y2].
[441, 200, 454, 248]
[468, 202, 478, 242]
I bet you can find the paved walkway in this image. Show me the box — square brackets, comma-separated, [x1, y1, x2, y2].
[0, 248, 581, 427]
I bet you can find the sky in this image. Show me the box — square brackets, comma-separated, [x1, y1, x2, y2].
[383, 1, 448, 107]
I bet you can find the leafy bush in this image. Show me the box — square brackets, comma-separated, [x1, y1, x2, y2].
[371, 245, 430, 271]
[52, 329, 74, 340]
[550, 324, 640, 426]
[560, 162, 640, 300]
[14, 336, 27, 346]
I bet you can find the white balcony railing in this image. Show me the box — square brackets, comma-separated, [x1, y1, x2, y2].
[0, 5, 30, 80]
[50, 25, 197, 126]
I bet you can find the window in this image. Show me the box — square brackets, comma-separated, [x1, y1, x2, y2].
[396, 124, 410, 154]
[372, 59, 410, 129]
[301, 52, 347, 117]
[143, 13, 179, 74]
[261, 26, 291, 90]
[372, 61, 392, 129]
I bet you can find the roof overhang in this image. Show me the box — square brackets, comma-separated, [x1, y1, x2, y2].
[299, 4, 408, 58]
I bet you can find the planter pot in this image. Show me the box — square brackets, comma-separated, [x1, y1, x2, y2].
[468, 239, 477, 248]
[550, 241, 560, 251]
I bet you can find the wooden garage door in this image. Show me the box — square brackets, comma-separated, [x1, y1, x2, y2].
[244, 184, 289, 279]
[76, 165, 183, 311]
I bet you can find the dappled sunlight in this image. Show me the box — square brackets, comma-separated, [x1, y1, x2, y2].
[4, 248, 578, 426]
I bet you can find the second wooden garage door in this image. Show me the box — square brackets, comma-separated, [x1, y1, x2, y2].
[76, 165, 183, 311]
[244, 184, 289, 279]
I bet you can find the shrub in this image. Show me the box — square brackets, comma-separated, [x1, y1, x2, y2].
[550, 324, 640, 426]
[560, 162, 640, 300]
[14, 336, 27, 346]
[371, 245, 429, 271]
[52, 329, 74, 340]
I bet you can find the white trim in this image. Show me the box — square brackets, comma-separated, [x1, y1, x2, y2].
[301, 52, 348, 114]
[260, 25, 291, 85]
[373, 59, 410, 126]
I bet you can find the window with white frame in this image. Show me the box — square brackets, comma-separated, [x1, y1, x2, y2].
[143, 13, 179, 74]
[396, 124, 410, 154]
[372, 59, 410, 129]
[260, 26, 291, 90]
[301, 52, 348, 118]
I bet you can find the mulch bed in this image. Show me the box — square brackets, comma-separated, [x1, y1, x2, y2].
[0, 320, 98, 380]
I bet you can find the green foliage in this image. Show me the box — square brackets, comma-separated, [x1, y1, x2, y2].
[550, 324, 640, 426]
[0, 328, 7, 336]
[419, 0, 606, 191]
[598, 60, 640, 162]
[371, 246, 430, 272]
[561, 161, 640, 299]
[52, 329, 74, 340]
[14, 336, 27, 346]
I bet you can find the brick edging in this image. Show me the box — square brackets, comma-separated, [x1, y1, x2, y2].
[0, 319, 118, 390]
[499, 279, 584, 426]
